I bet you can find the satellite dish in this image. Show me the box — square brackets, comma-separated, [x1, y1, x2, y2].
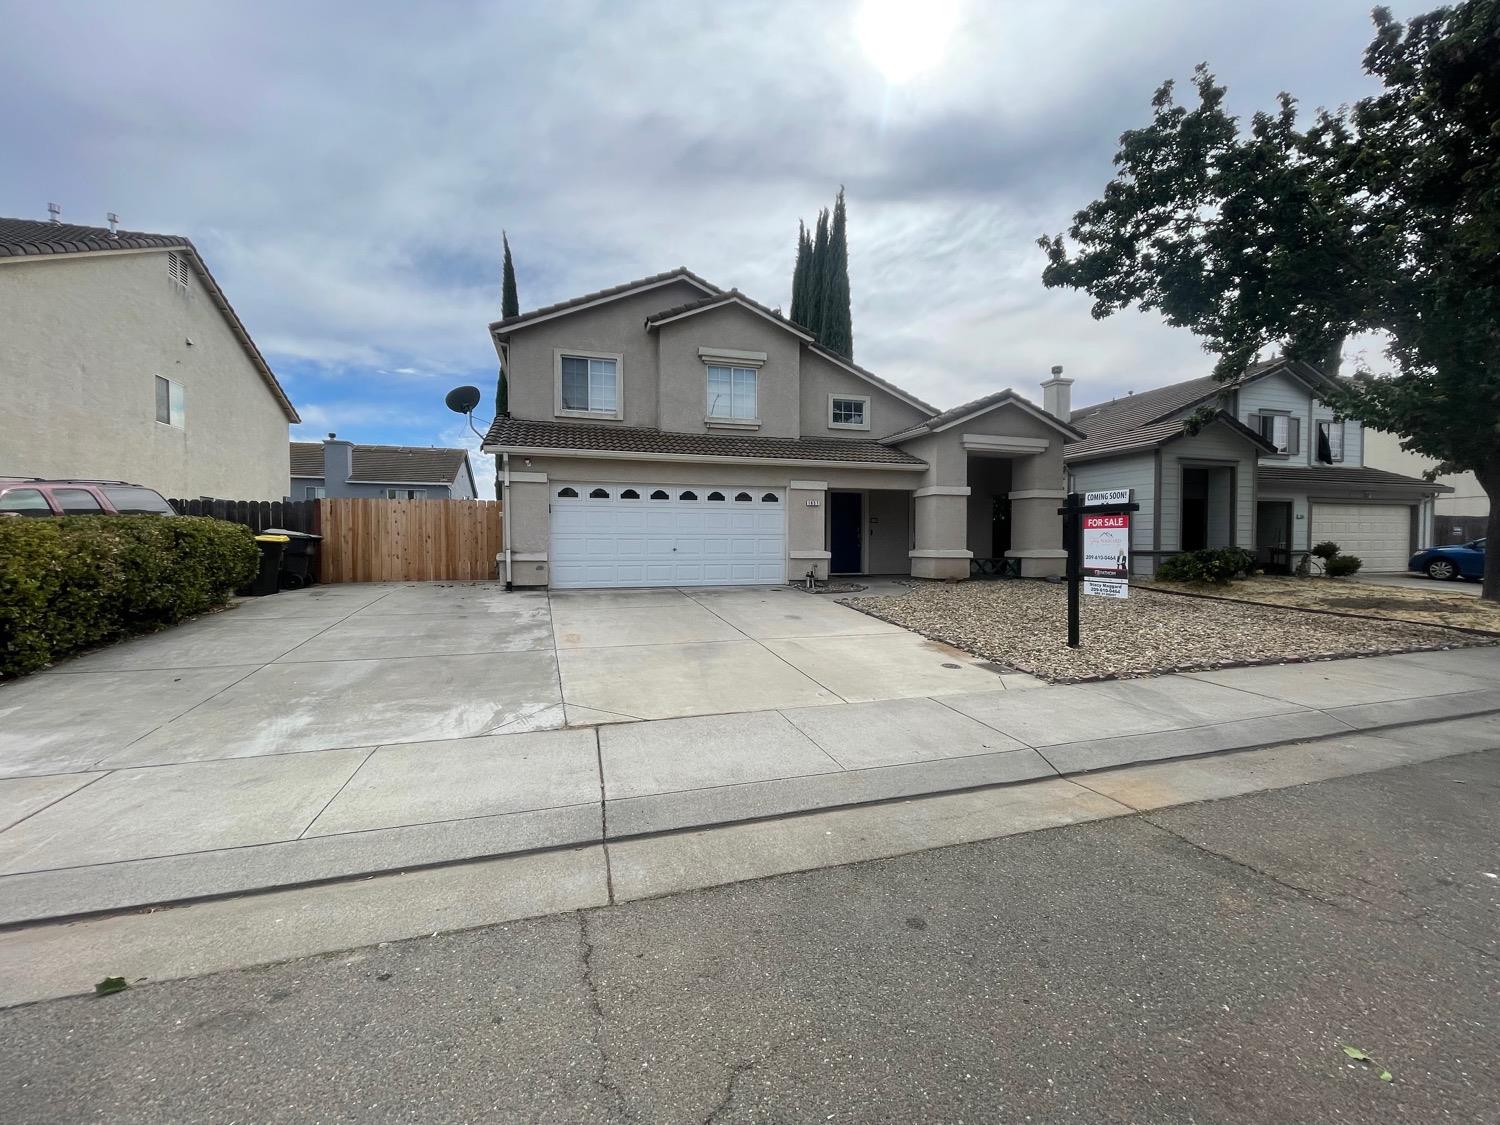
[445, 385, 482, 415]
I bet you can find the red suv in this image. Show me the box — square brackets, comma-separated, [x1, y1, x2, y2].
[0, 479, 176, 517]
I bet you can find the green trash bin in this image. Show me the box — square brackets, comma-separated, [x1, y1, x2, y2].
[240, 534, 290, 597]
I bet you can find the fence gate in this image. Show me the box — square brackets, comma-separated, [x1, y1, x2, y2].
[319, 498, 502, 583]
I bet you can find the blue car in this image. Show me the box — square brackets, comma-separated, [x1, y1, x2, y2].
[1408, 538, 1486, 581]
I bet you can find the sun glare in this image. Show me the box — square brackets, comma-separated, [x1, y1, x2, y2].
[856, 0, 960, 84]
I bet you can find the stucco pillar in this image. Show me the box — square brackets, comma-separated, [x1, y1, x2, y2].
[787, 480, 830, 581]
[1005, 450, 1067, 578]
[507, 477, 551, 586]
[910, 486, 972, 579]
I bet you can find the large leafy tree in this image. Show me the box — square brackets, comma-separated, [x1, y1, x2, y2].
[1039, 1, 1499, 599]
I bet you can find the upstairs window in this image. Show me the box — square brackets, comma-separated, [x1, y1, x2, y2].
[559, 354, 619, 415]
[706, 365, 757, 421]
[154, 375, 185, 428]
[386, 488, 427, 500]
[1316, 419, 1345, 463]
[1252, 412, 1299, 456]
[829, 395, 870, 430]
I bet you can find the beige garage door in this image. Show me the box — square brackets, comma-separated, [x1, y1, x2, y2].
[1310, 503, 1412, 572]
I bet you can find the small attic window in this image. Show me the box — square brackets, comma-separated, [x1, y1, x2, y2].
[167, 251, 190, 291]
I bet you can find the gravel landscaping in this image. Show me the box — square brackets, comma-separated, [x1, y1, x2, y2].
[844, 579, 1495, 683]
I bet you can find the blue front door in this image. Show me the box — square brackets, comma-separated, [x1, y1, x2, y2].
[830, 492, 862, 573]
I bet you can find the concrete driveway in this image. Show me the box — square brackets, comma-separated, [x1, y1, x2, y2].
[0, 581, 1019, 780]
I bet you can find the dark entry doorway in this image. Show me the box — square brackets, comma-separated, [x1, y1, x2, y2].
[830, 492, 862, 573]
[1181, 467, 1209, 551]
[992, 494, 1012, 558]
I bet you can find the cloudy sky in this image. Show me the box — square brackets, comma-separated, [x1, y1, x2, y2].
[2, 0, 1418, 494]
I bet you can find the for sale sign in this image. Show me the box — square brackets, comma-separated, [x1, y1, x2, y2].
[1082, 511, 1130, 598]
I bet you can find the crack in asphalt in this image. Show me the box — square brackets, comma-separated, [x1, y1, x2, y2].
[575, 911, 635, 1123]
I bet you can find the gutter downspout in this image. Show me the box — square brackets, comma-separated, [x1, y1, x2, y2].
[501, 451, 513, 589]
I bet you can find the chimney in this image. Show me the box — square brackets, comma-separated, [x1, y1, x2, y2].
[106, 212, 120, 236]
[47, 202, 62, 224]
[1041, 364, 1073, 421]
[322, 433, 354, 488]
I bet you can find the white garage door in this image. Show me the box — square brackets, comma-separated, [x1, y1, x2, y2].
[549, 482, 787, 589]
[1310, 502, 1412, 573]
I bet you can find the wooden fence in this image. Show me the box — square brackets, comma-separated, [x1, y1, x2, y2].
[168, 497, 319, 535]
[318, 498, 503, 583]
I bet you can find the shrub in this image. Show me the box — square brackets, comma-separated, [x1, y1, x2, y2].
[1311, 540, 1341, 561]
[1157, 546, 1256, 585]
[1325, 554, 1364, 577]
[0, 516, 258, 677]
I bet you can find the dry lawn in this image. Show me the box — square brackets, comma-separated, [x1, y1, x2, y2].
[845, 579, 1493, 683]
[1141, 575, 1500, 635]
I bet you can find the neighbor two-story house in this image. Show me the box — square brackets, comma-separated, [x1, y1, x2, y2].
[0, 212, 298, 499]
[290, 435, 477, 500]
[480, 268, 1083, 588]
[1065, 359, 1450, 575]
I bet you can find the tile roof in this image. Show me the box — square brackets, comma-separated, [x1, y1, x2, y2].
[0, 216, 189, 257]
[491, 268, 720, 332]
[1258, 464, 1451, 496]
[1064, 410, 1276, 461]
[483, 417, 926, 466]
[0, 215, 299, 423]
[290, 441, 472, 484]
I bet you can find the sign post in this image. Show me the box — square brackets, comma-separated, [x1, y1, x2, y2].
[1058, 490, 1140, 648]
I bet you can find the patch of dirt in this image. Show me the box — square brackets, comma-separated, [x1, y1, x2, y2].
[1143, 575, 1500, 636]
[842, 578, 1493, 683]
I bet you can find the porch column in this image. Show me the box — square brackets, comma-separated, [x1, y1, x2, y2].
[911, 485, 972, 579]
[1005, 451, 1067, 578]
[787, 479, 830, 581]
[507, 476, 551, 586]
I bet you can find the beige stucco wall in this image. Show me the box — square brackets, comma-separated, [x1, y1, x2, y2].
[1362, 428, 1488, 518]
[0, 250, 291, 499]
[655, 304, 803, 438]
[798, 349, 931, 440]
[503, 279, 707, 428]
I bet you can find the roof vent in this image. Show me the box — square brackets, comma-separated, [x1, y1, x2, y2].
[106, 212, 120, 236]
[47, 202, 62, 224]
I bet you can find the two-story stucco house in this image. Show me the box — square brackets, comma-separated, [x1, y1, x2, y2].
[1065, 359, 1450, 575]
[290, 436, 477, 500]
[480, 269, 1082, 588]
[0, 213, 298, 500]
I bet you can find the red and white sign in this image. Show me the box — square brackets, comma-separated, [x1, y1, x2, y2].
[1082, 513, 1130, 577]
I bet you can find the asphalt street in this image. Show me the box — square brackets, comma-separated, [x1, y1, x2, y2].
[4, 749, 1497, 1124]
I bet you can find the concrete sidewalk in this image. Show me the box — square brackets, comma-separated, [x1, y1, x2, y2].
[2, 644, 1496, 926]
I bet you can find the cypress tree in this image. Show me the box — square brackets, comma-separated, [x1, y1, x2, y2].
[807, 207, 831, 339]
[820, 188, 852, 357]
[496, 231, 518, 420]
[790, 221, 810, 326]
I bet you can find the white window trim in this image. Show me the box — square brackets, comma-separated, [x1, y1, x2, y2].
[828, 393, 871, 431]
[1316, 417, 1345, 464]
[385, 487, 428, 500]
[304, 485, 326, 499]
[704, 363, 760, 426]
[698, 346, 767, 368]
[554, 348, 624, 420]
[154, 374, 185, 428]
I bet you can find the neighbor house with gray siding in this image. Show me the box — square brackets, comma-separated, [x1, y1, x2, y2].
[480, 268, 1083, 588]
[0, 213, 299, 499]
[1065, 359, 1449, 575]
[290, 436, 477, 500]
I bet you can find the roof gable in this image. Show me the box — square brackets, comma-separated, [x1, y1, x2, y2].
[644, 290, 814, 341]
[884, 389, 1085, 444]
[491, 268, 720, 336]
[0, 215, 299, 423]
[1065, 410, 1276, 462]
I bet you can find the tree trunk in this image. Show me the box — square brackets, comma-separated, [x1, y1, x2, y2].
[1477, 465, 1499, 603]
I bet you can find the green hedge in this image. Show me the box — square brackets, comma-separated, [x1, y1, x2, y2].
[0, 516, 259, 677]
